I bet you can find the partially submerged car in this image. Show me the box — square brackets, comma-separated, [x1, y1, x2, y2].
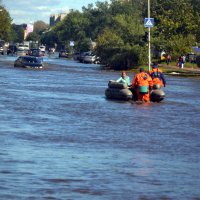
[83, 53, 99, 64]
[39, 45, 46, 53]
[186, 53, 196, 63]
[14, 56, 43, 69]
[59, 50, 69, 58]
[77, 51, 89, 62]
[7, 45, 18, 55]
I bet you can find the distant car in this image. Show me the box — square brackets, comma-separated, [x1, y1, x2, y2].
[7, 45, 18, 55]
[14, 56, 43, 69]
[39, 45, 46, 53]
[83, 53, 99, 64]
[23, 44, 29, 51]
[18, 44, 29, 51]
[17, 50, 27, 56]
[49, 48, 55, 53]
[28, 48, 44, 57]
[73, 52, 80, 60]
[0, 45, 4, 54]
[77, 51, 90, 63]
[186, 53, 196, 63]
[59, 50, 69, 58]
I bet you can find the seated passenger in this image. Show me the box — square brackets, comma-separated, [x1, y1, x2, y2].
[116, 71, 131, 86]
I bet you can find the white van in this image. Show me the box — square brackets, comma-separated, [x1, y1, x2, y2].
[18, 44, 29, 51]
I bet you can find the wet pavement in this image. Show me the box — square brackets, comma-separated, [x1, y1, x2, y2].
[0, 55, 200, 200]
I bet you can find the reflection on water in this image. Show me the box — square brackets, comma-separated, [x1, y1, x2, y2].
[0, 56, 200, 199]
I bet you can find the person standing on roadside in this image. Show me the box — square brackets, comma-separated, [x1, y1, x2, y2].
[182, 55, 186, 68]
[177, 55, 184, 68]
[166, 54, 171, 65]
[131, 68, 153, 102]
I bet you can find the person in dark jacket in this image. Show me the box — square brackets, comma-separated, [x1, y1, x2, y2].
[149, 63, 166, 87]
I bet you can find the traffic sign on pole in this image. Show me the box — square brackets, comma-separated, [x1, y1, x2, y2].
[144, 18, 154, 28]
[70, 41, 74, 47]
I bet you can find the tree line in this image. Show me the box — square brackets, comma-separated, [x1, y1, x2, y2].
[42, 0, 200, 69]
[1, 0, 200, 69]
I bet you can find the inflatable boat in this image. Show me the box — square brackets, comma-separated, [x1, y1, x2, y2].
[105, 80, 165, 102]
[150, 84, 166, 102]
[105, 80, 133, 101]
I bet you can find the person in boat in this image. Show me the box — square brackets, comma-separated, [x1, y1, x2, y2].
[131, 68, 153, 102]
[116, 71, 131, 86]
[149, 63, 166, 87]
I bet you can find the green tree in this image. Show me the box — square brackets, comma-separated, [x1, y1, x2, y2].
[82, 1, 112, 40]
[24, 21, 49, 45]
[190, 0, 200, 43]
[0, 5, 12, 41]
[165, 34, 196, 58]
[147, 0, 199, 60]
[33, 21, 49, 35]
[151, 0, 196, 38]
[96, 28, 124, 68]
[54, 10, 91, 51]
[96, 27, 146, 69]
[40, 30, 59, 49]
[10, 24, 25, 43]
[26, 32, 40, 42]
[95, 1, 147, 69]
[41, 0, 199, 68]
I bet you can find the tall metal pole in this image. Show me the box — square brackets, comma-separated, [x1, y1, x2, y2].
[148, 0, 151, 72]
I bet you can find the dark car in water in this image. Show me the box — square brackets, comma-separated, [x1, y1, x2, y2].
[59, 50, 69, 58]
[14, 56, 43, 69]
[83, 52, 100, 64]
[7, 45, 18, 55]
[77, 51, 90, 63]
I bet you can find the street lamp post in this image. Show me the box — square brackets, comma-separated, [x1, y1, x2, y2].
[148, 0, 151, 72]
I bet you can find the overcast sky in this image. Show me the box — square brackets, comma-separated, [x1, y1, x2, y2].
[2, 0, 106, 25]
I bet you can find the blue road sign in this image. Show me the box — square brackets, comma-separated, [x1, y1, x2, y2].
[144, 18, 154, 27]
[70, 41, 74, 47]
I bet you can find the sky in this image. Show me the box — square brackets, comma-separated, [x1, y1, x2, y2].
[2, 0, 106, 25]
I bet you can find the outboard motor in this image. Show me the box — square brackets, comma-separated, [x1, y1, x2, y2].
[150, 84, 165, 102]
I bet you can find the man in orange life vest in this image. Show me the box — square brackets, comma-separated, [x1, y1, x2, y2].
[149, 63, 166, 87]
[131, 68, 153, 102]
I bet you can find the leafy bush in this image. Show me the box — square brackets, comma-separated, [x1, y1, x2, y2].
[97, 46, 146, 70]
[164, 35, 196, 59]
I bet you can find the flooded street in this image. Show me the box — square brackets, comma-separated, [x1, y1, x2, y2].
[0, 55, 200, 200]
